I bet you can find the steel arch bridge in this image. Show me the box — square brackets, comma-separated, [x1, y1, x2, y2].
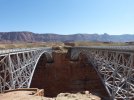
[0, 47, 53, 93]
[69, 46, 134, 100]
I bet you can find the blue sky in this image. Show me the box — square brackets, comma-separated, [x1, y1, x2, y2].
[0, 0, 134, 35]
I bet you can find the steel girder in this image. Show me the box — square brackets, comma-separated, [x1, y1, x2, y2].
[69, 46, 134, 100]
[0, 47, 52, 93]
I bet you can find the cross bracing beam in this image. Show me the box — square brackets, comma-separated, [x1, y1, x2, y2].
[69, 46, 134, 100]
[0, 47, 52, 93]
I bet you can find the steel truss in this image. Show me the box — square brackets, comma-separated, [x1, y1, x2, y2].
[0, 47, 52, 93]
[69, 46, 134, 100]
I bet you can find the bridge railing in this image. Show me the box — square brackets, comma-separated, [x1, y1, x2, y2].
[0, 47, 52, 54]
[72, 46, 134, 52]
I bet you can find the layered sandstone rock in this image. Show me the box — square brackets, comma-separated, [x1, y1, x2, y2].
[56, 91, 101, 100]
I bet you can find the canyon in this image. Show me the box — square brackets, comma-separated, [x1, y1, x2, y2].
[30, 51, 110, 100]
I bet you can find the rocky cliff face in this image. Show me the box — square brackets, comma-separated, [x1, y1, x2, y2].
[0, 32, 35, 42]
[0, 31, 134, 42]
[30, 52, 109, 99]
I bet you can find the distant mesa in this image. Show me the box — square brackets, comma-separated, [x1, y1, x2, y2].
[0, 31, 134, 42]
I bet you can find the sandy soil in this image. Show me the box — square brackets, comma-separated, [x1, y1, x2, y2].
[0, 91, 100, 100]
[0, 91, 54, 100]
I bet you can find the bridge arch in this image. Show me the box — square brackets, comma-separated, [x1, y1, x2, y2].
[68, 47, 134, 100]
[0, 47, 53, 93]
[28, 51, 53, 88]
[71, 51, 110, 99]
